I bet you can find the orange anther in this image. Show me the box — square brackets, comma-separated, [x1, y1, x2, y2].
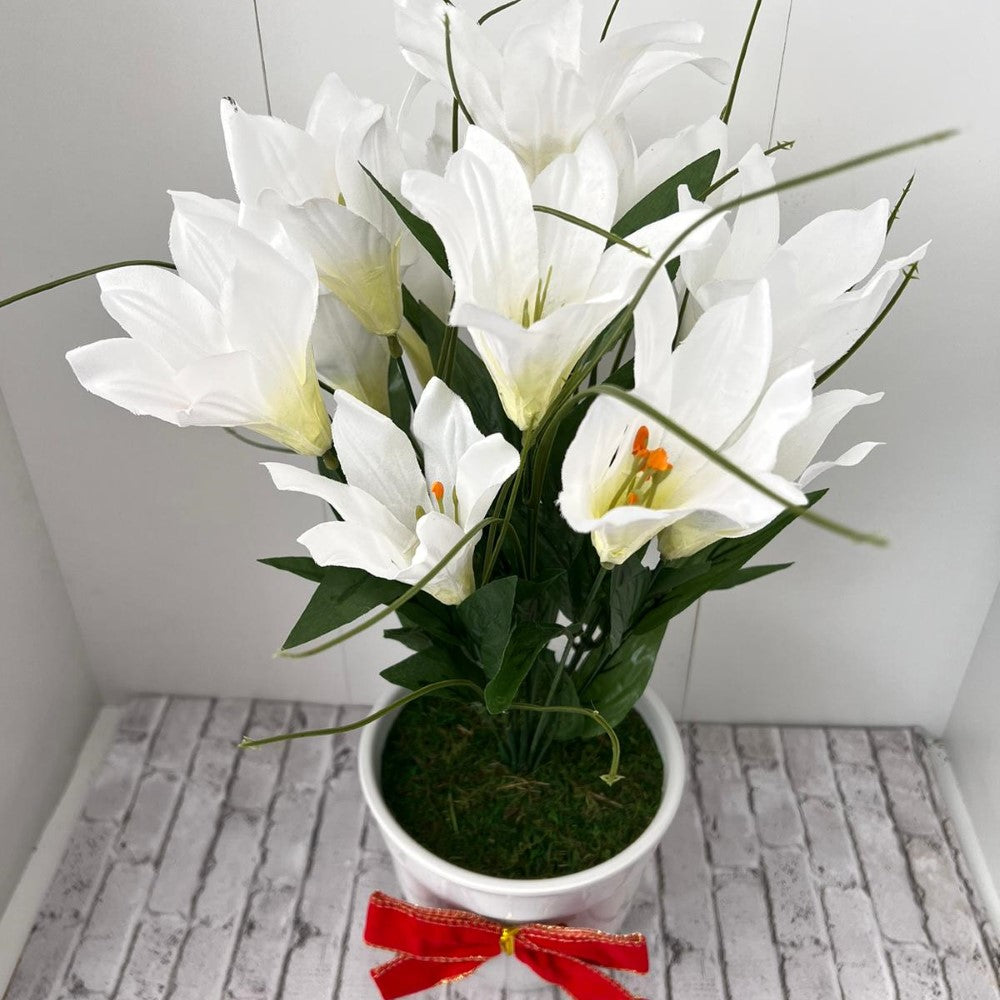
[645, 448, 672, 472]
[431, 481, 445, 502]
[626, 492, 639, 505]
[632, 425, 649, 456]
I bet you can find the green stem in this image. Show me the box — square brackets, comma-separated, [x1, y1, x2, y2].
[279, 516, 502, 657]
[223, 428, 294, 453]
[481, 455, 528, 584]
[445, 14, 474, 126]
[532, 205, 650, 257]
[720, 0, 764, 125]
[478, 0, 524, 24]
[511, 702, 623, 785]
[814, 262, 919, 388]
[0, 260, 176, 310]
[599, 0, 623, 42]
[526, 567, 608, 768]
[611, 328, 631, 371]
[392, 349, 418, 410]
[672, 289, 692, 349]
[238, 680, 484, 749]
[703, 139, 795, 197]
[887, 172, 915, 233]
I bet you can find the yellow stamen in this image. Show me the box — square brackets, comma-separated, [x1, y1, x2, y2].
[626, 491, 638, 505]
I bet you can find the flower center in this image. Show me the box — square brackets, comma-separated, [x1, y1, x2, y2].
[417, 480, 459, 523]
[606, 425, 673, 511]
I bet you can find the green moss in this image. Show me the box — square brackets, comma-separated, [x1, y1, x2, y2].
[380, 697, 664, 880]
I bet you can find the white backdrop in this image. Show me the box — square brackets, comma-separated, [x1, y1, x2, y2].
[1, 0, 998, 728]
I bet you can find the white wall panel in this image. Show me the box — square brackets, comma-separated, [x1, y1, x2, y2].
[946, 582, 1000, 900]
[0, 388, 98, 913]
[0, 1, 349, 704]
[686, 0, 1000, 729]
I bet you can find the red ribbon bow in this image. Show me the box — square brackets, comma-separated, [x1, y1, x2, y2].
[364, 891, 649, 999]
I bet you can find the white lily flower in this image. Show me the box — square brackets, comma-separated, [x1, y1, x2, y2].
[559, 280, 883, 564]
[165, 190, 392, 414]
[67, 196, 332, 456]
[266, 377, 520, 605]
[395, 0, 727, 179]
[679, 144, 929, 379]
[402, 126, 720, 431]
[221, 73, 414, 337]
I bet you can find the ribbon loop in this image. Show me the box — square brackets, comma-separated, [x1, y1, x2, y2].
[364, 892, 649, 1000]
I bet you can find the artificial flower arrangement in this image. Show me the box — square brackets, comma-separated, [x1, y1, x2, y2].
[5, 0, 947, 992]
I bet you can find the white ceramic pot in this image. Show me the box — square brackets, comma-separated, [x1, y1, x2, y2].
[358, 685, 686, 992]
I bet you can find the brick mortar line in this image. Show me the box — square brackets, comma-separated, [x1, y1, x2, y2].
[823, 727, 902, 1000]
[60, 697, 170, 997]
[163, 698, 254, 1000]
[863, 729, 936, 955]
[219, 700, 295, 999]
[735, 729, 792, 1000]
[331, 814, 373, 999]
[274, 704, 346, 998]
[912, 730, 1000, 989]
[113, 697, 214, 998]
[686, 727, 735, 1000]
[776, 728, 846, 1000]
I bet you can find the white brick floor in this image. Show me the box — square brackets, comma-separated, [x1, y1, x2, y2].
[5, 698, 1000, 1000]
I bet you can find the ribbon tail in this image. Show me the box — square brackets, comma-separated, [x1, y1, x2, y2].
[517, 947, 647, 1000]
[371, 955, 485, 999]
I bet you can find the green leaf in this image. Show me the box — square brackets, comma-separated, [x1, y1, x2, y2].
[612, 150, 721, 238]
[258, 556, 324, 584]
[608, 553, 652, 649]
[360, 165, 449, 275]
[387, 360, 412, 434]
[714, 562, 793, 589]
[484, 622, 563, 714]
[402, 288, 515, 442]
[581, 605, 670, 728]
[515, 569, 566, 624]
[283, 568, 405, 649]
[381, 647, 479, 690]
[457, 576, 518, 678]
[395, 596, 461, 648]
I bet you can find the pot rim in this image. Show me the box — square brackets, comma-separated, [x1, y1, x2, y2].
[358, 684, 686, 896]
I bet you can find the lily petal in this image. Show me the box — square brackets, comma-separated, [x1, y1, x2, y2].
[799, 441, 881, 487]
[532, 128, 618, 305]
[312, 294, 391, 414]
[775, 200, 889, 303]
[97, 265, 226, 369]
[332, 392, 427, 526]
[410, 377, 481, 493]
[67, 338, 192, 423]
[269, 195, 403, 336]
[221, 99, 337, 206]
[774, 388, 883, 482]
[406, 510, 475, 605]
[456, 434, 521, 530]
